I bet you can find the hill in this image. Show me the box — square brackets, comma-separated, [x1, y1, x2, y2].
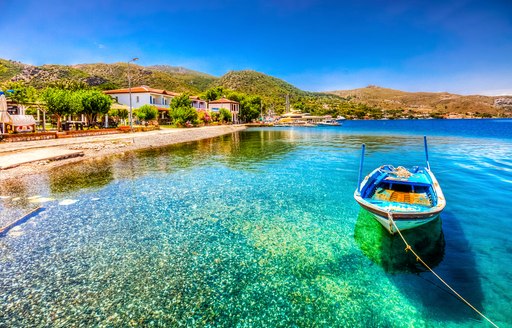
[1, 58, 510, 118]
[147, 65, 215, 78]
[0, 59, 26, 81]
[215, 70, 344, 113]
[330, 86, 512, 118]
[216, 70, 306, 98]
[0, 60, 217, 94]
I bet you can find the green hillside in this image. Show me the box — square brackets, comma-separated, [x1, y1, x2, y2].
[147, 65, 215, 78]
[215, 70, 346, 114]
[216, 70, 306, 98]
[0, 59, 26, 81]
[1, 58, 509, 118]
[74, 63, 218, 93]
[148, 65, 217, 92]
[0, 60, 218, 94]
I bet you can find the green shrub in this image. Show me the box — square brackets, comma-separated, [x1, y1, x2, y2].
[169, 106, 198, 126]
[169, 94, 198, 126]
[219, 108, 232, 123]
[135, 104, 158, 121]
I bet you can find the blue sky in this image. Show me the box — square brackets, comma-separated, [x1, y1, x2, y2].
[1, 0, 511, 95]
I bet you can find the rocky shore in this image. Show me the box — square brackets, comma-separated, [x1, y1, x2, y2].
[0, 125, 246, 181]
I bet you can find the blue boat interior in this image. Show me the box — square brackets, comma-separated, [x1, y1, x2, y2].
[361, 165, 437, 209]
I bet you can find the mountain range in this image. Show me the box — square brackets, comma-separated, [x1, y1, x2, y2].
[1, 58, 511, 118]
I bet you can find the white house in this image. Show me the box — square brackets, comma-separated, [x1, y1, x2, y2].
[189, 96, 207, 111]
[104, 86, 178, 108]
[208, 98, 240, 123]
[104, 85, 207, 122]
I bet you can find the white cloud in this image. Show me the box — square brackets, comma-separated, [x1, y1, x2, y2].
[478, 89, 512, 96]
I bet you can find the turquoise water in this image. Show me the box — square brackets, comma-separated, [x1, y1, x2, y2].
[1, 120, 511, 327]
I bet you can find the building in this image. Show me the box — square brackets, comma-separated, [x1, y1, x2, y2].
[0, 95, 36, 133]
[208, 98, 240, 123]
[189, 96, 207, 111]
[104, 86, 207, 123]
[104, 86, 179, 109]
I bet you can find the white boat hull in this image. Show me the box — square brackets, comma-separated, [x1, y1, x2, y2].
[370, 211, 440, 234]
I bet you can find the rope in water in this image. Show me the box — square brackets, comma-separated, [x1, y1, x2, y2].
[387, 212, 499, 328]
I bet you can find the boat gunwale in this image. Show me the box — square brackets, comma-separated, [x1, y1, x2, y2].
[354, 165, 446, 221]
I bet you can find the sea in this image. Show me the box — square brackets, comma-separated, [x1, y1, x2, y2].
[1, 119, 511, 327]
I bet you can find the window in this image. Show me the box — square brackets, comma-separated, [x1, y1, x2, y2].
[150, 96, 153, 104]
[136, 96, 139, 103]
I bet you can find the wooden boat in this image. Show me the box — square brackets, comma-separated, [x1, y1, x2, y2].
[353, 137, 446, 234]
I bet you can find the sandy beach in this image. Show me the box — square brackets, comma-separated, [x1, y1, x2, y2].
[0, 125, 246, 181]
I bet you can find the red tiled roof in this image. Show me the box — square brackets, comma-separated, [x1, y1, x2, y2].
[209, 98, 239, 104]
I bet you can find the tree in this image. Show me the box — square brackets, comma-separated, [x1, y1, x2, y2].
[202, 86, 224, 101]
[169, 94, 198, 126]
[170, 93, 192, 108]
[1, 81, 38, 106]
[243, 95, 262, 122]
[134, 104, 158, 122]
[109, 107, 129, 124]
[293, 100, 306, 112]
[218, 108, 232, 123]
[95, 82, 120, 91]
[80, 90, 112, 124]
[227, 92, 261, 122]
[41, 88, 83, 131]
[48, 80, 89, 91]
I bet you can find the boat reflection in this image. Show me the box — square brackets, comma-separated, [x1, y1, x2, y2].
[354, 209, 445, 273]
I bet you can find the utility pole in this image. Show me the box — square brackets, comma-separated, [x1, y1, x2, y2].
[128, 57, 139, 131]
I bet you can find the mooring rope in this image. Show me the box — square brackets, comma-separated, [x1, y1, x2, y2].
[387, 212, 499, 328]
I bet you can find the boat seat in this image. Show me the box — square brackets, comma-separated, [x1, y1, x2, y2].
[373, 189, 431, 206]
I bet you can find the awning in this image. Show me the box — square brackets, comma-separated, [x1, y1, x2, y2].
[10, 115, 36, 126]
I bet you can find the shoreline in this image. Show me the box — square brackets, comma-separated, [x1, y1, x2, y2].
[0, 125, 246, 181]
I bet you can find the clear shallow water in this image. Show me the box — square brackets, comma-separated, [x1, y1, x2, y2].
[1, 120, 511, 327]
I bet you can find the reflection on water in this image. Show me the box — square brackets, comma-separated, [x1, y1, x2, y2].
[49, 161, 115, 194]
[354, 210, 445, 273]
[101, 130, 300, 178]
